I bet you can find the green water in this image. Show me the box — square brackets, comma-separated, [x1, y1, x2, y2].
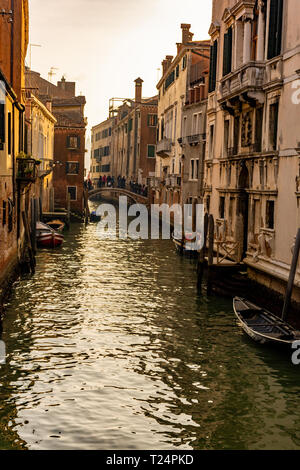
[0, 210, 299, 450]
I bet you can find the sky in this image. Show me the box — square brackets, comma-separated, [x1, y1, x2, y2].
[27, 0, 213, 133]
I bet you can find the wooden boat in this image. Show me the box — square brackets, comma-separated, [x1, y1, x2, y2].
[46, 219, 65, 232]
[36, 222, 64, 248]
[233, 297, 300, 346]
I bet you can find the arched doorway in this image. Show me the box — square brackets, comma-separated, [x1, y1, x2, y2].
[237, 163, 249, 259]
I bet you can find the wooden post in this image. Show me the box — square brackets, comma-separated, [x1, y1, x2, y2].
[207, 214, 214, 295]
[22, 211, 36, 274]
[197, 213, 208, 291]
[282, 228, 300, 321]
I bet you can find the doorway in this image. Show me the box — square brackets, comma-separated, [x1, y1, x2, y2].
[237, 163, 249, 259]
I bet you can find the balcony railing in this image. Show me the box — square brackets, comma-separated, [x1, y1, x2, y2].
[219, 62, 265, 102]
[166, 175, 181, 188]
[187, 133, 206, 146]
[156, 138, 172, 157]
[16, 157, 38, 184]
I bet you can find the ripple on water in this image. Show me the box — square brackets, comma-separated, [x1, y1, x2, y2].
[0, 215, 300, 450]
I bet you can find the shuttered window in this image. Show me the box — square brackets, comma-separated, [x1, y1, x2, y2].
[147, 145, 156, 158]
[223, 27, 232, 76]
[209, 40, 218, 93]
[267, 0, 284, 59]
[0, 103, 5, 147]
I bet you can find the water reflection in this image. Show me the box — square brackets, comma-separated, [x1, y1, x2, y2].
[0, 204, 299, 449]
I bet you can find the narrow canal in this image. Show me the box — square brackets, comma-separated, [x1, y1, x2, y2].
[0, 204, 300, 450]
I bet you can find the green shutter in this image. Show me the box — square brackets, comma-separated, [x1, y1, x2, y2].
[228, 27, 232, 73]
[148, 145, 155, 158]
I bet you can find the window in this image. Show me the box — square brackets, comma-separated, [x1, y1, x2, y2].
[190, 159, 199, 180]
[223, 27, 232, 76]
[165, 70, 175, 90]
[0, 102, 5, 148]
[269, 102, 279, 150]
[219, 196, 225, 219]
[267, 0, 283, 59]
[147, 114, 157, 127]
[7, 112, 11, 155]
[128, 119, 133, 132]
[176, 64, 180, 78]
[67, 135, 79, 149]
[209, 40, 218, 92]
[251, 5, 259, 60]
[66, 162, 79, 175]
[182, 116, 187, 138]
[147, 145, 156, 158]
[224, 119, 230, 156]
[182, 55, 187, 70]
[266, 200, 275, 229]
[2, 201, 6, 226]
[209, 124, 215, 158]
[67, 186, 77, 201]
[101, 164, 110, 172]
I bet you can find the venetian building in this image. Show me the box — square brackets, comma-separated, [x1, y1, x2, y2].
[154, 24, 210, 210]
[204, 0, 300, 300]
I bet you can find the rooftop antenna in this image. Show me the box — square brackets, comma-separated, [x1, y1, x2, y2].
[48, 67, 58, 83]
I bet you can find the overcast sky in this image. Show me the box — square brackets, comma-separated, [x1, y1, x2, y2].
[27, 0, 212, 131]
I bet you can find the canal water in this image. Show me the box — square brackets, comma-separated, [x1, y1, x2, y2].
[0, 205, 300, 450]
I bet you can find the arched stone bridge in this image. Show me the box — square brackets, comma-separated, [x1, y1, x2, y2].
[88, 187, 150, 207]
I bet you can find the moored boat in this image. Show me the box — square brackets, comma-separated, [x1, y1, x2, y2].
[233, 297, 300, 346]
[172, 232, 199, 257]
[36, 222, 64, 248]
[47, 219, 65, 232]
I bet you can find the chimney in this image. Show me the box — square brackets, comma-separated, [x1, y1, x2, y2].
[162, 59, 168, 76]
[57, 76, 76, 97]
[134, 77, 143, 103]
[165, 55, 174, 69]
[181, 23, 192, 45]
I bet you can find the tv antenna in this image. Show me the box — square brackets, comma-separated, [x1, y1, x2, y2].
[48, 67, 58, 83]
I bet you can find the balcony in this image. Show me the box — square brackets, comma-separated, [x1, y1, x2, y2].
[156, 138, 172, 158]
[166, 175, 181, 188]
[219, 62, 265, 105]
[16, 157, 38, 184]
[187, 133, 206, 146]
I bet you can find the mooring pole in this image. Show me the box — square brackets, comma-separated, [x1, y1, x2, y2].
[282, 228, 300, 321]
[207, 214, 214, 295]
[197, 213, 208, 291]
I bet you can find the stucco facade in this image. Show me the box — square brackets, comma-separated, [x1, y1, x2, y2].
[204, 0, 300, 300]
[154, 24, 210, 209]
[90, 117, 114, 185]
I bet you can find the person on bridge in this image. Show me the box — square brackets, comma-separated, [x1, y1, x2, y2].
[103, 175, 107, 187]
[98, 176, 102, 188]
[111, 176, 115, 188]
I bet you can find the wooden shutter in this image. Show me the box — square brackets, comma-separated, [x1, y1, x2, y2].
[223, 33, 229, 76]
[209, 45, 214, 92]
[0, 104, 5, 144]
[227, 27, 232, 73]
[268, 0, 283, 59]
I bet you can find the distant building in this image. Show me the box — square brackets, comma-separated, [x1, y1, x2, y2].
[25, 71, 87, 216]
[24, 91, 57, 213]
[154, 24, 210, 212]
[90, 117, 114, 186]
[91, 79, 157, 188]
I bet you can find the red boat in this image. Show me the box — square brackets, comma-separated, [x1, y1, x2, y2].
[36, 222, 64, 248]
